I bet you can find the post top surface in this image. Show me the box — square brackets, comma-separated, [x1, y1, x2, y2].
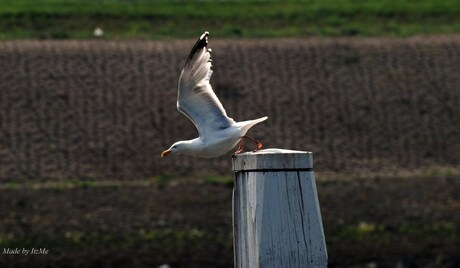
[237, 148, 311, 156]
[232, 148, 313, 171]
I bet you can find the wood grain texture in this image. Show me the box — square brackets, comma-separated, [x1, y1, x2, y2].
[233, 150, 327, 268]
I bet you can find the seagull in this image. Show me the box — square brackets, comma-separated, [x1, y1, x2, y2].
[161, 31, 268, 158]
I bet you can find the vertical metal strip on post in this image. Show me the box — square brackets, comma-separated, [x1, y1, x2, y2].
[232, 149, 327, 268]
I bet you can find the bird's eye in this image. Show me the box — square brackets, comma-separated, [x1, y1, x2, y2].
[172, 145, 177, 149]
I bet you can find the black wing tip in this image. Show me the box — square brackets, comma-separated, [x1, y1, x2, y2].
[196, 31, 209, 50]
[200, 31, 209, 41]
[186, 31, 210, 64]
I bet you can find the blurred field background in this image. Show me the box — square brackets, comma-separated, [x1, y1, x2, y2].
[0, 0, 459, 268]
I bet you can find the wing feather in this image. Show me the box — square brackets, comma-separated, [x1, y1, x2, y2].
[177, 32, 235, 139]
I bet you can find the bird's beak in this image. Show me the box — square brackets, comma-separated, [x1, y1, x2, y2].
[161, 150, 171, 158]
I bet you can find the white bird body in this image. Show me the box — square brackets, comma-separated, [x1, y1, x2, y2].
[161, 32, 267, 158]
[174, 117, 268, 158]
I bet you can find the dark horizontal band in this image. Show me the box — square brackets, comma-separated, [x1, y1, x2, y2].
[234, 168, 313, 173]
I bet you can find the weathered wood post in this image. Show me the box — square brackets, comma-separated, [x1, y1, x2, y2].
[232, 149, 327, 268]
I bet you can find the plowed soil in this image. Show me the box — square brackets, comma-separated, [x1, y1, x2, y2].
[0, 37, 459, 267]
[1, 37, 459, 181]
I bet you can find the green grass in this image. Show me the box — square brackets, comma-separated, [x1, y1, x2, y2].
[0, 179, 153, 190]
[337, 222, 458, 239]
[204, 176, 234, 186]
[0, 0, 459, 39]
[0, 176, 231, 190]
[0, 228, 233, 250]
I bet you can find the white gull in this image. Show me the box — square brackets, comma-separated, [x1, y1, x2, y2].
[161, 31, 268, 158]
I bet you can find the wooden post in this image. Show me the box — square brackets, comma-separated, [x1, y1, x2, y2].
[232, 149, 327, 268]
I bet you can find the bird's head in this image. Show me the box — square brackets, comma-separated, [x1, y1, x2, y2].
[161, 141, 190, 157]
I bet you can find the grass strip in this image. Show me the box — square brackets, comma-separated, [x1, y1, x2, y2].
[0, 0, 459, 39]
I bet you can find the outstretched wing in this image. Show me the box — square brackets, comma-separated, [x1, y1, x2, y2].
[177, 31, 235, 139]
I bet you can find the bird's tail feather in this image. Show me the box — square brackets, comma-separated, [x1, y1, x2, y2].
[236, 116, 268, 135]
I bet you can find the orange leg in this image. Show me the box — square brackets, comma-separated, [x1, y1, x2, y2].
[233, 136, 263, 155]
[243, 135, 263, 152]
[233, 140, 244, 155]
